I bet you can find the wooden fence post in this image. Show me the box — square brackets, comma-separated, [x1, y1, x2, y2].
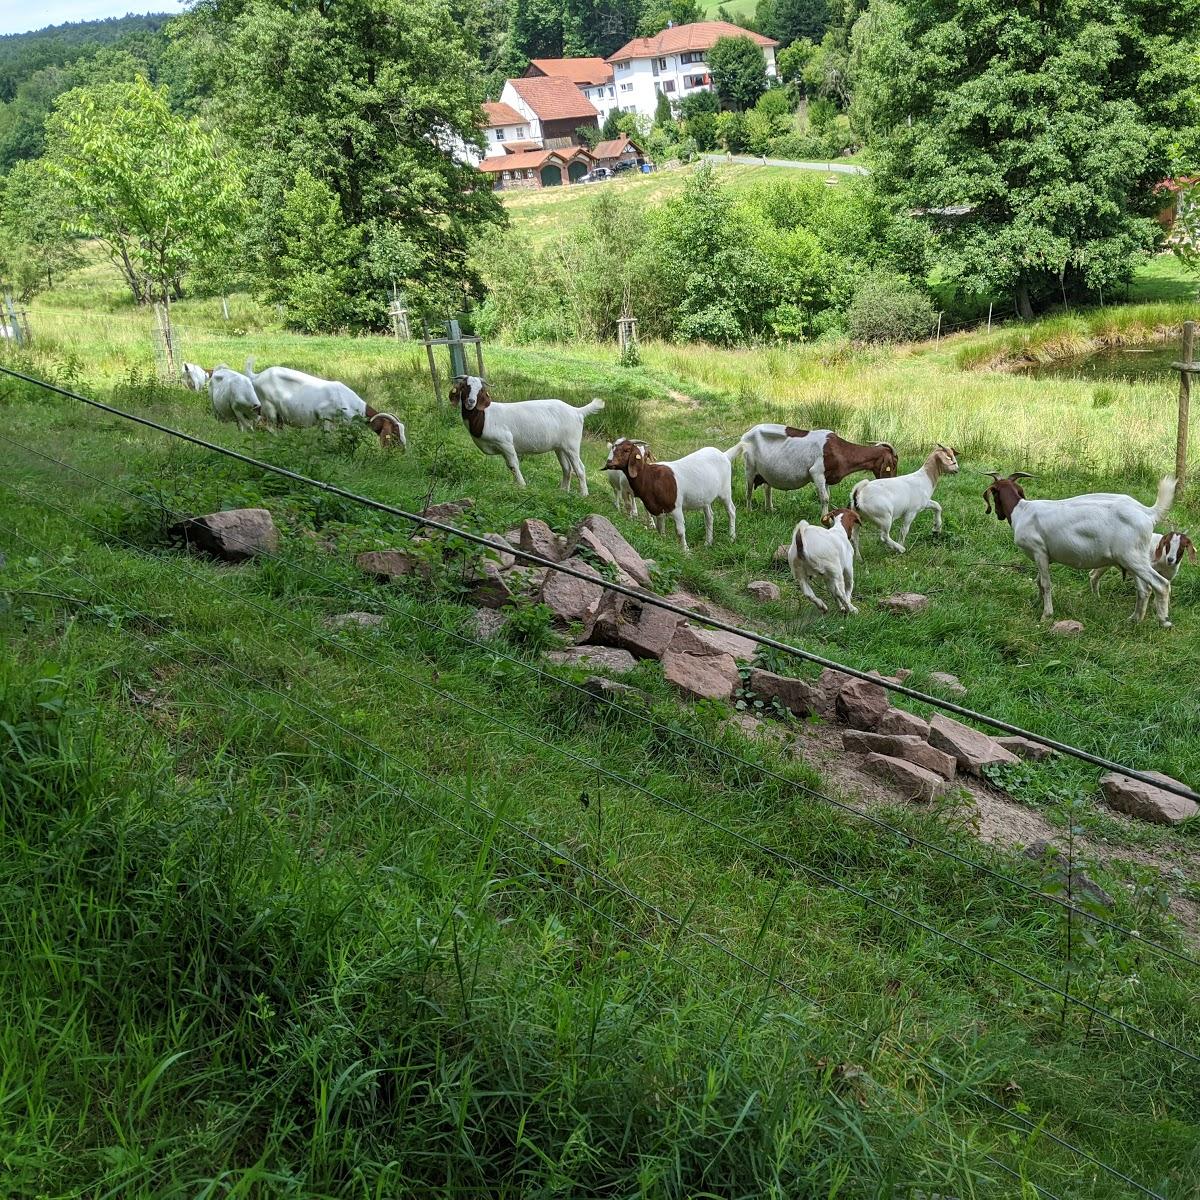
[1175, 321, 1195, 492]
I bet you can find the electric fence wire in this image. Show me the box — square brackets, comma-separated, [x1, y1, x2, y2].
[3, 466, 1198, 1080]
[4, 426, 1193, 972]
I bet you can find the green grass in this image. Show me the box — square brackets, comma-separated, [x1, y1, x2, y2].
[499, 162, 842, 249]
[2, 265, 1200, 1196]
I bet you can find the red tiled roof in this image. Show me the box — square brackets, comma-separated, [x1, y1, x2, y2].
[608, 21, 777, 62]
[593, 134, 642, 159]
[483, 100, 526, 128]
[476, 146, 594, 173]
[508, 75, 599, 122]
[526, 57, 613, 86]
[502, 140, 543, 153]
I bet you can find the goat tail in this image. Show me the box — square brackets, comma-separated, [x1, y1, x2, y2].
[1152, 474, 1177, 521]
[849, 478, 868, 511]
[792, 521, 807, 561]
[725, 439, 746, 462]
[579, 397, 606, 417]
[243, 356, 256, 379]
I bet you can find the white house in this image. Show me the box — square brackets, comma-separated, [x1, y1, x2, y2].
[524, 57, 619, 124]
[495, 76, 600, 151]
[481, 101, 538, 159]
[605, 20, 778, 122]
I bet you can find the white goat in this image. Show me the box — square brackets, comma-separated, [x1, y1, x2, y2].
[208, 367, 261, 432]
[181, 362, 210, 392]
[789, 509, 861, 614]
[604, 439, 654, 523]
[245, 359, 405, 448]
[1090, 531, 1195, 594]
[984, 472, 1176, 627]
[850, 445, 959, 552]
[603, 440, 736, 551]
[449, 375, 603, 494]
[727, 425, 898, 516]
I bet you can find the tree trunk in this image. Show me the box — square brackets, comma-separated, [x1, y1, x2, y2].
[1014, 280, 1034, 321]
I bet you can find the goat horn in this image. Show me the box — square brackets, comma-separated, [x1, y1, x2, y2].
[1010, 471, 1036, 480]
[979, 470, 1003, 480]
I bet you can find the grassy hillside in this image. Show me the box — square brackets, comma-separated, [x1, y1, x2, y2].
[2, 276, 1199, 1196]
[499, 162, 843, 248]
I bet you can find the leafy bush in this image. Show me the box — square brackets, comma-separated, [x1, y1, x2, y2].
[845, 272, 937, 344]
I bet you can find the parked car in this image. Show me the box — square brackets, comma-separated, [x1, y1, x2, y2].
[611, 160, 636, 174]
[579, 167, 613, 183]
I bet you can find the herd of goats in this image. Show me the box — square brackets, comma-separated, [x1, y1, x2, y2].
[183, 360, 1194, 629]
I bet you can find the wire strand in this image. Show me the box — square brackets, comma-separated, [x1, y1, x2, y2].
[1, 361, 1196, 804]
[4, 426, 1190, 968]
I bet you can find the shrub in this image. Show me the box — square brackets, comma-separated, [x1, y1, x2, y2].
[845, 272, 937, 344]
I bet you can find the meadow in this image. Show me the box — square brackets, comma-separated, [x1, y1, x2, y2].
[495, 160, 841, 248]
[2, 255, 1200, 1197]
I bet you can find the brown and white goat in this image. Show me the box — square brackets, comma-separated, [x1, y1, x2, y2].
[726, 425, 898, 516]
[603, 439, 736, 551]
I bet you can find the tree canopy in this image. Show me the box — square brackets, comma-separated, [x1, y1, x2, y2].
[182, 0, 505, 325]
[44, 76, 246, 307]
[707, 35, 768, 111]
[853, 0, 1200, 316]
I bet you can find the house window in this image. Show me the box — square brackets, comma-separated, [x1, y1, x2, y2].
[496, 127, 505, 140]
[620, 82, 633, 92]
[520, 126, 527, 137]
[651, 58, 659, 76]
[607, 86, 614, 97]
[656, 57, 668, 70]
[502, 170, 511, 179]
[615, 60, 629, 72]
[680, 51, 705, 65]
[662, 80, 675, 93]
[684, 74, 707, 89]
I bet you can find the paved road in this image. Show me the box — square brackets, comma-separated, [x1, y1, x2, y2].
[700, 153, 868, 174]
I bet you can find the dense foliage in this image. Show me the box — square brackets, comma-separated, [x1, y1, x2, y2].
[477, 165, 929, 344]
[852, 0, 1200, 316]
[44, 77, 246, 309]
[707, 35, 769, 111]
[178, 0, 505, 326]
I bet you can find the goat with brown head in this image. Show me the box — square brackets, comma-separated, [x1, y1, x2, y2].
[982, 471, 1035, 522]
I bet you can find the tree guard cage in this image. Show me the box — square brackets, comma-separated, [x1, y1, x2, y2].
[151, 303, 180, 382]
[618, 314, 638, 356]
[387, 283, 411, 340]
[2, 293, 31, 346]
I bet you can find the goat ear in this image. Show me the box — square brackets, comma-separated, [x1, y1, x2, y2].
[983, 484, 995, 515]
[477, 386, 491, 409]
[627, 451, 640, 479]
[1154, 536, 1168, 562]
[1186, 538, 1197, 563]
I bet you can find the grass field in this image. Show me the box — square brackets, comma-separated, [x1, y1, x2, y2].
[498, 161, 843, 248]
[3, 264, 1200, 1196]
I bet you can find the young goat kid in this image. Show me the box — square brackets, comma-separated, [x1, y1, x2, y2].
[983, 472, 1176, 627]
[450, 375, 603, 494]
[1089, 531, 1195, 594]
[789, 508, 861, 614]
[208, 367, 261, 432]
[850, 445, 959, 552]
[603, 440, 736, 551]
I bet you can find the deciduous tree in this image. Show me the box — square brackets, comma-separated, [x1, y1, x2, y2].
[708, 35, 768, 111]
[853, 0, 1200, 316]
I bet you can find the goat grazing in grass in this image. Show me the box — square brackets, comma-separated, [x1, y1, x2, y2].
[604, 438, 654, 523]
[450, 375, 603, 494]
[603, 439, 736, 551]
[789, 508, 861, 614]
[245, 359, 405, 448]
[984, 472, 1176, 627]
[727, 425, 898, 517]
[850, 445, 959, 552]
